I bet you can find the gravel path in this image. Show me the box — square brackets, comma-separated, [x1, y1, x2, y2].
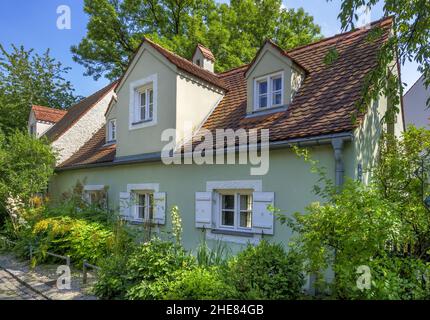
[0, 268, 47, 300]
[0, 253, 97, 300]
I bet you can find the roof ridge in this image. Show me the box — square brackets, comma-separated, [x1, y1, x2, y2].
[217, 64, 249, 76]
[287, 15, 393, 54]
[32, 105, 67, 112]
[145, 37, 219, 76]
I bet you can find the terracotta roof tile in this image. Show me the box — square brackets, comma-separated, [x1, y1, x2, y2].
[31, 105, 67, 123]
[44, 82, 117, 141]
[145, 38, 227, 90]
[59, 17, 393, 169]
[58, 127, 115, 168]
[195, 44, 216, 61]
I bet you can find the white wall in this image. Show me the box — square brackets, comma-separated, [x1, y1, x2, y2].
[404, 76, 430, 129]
[52, 91, 114, 164]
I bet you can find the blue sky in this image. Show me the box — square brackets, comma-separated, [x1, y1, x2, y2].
[0, 0, 421, 97]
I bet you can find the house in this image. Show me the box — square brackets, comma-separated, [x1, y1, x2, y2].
[28, 105, 67, 138]
[42, 83, 117, 164]
[403, 75, 430, 129]
[32, 17, 404, 256]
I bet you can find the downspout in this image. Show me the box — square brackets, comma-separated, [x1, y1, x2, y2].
[331, 138, 345, 188]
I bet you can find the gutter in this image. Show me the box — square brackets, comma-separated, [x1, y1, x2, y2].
[55, 131, 353, 172]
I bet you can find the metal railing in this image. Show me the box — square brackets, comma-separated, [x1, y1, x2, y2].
[82, 260, 100, 284]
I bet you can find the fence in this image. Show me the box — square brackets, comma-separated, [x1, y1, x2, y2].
[1, 236, 99, 284]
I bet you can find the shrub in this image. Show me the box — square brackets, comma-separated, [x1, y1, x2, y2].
[31, 216, 114, 265]
[195, 239, 230, 267]
[163, 267, 237, 300]
[228, 240, 305, 299]
[95, 238, 196, 300]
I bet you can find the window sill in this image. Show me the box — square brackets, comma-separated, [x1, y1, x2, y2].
[132, 119, 154, 126]
[211, 229, 254, 237]
[247, 105, 289, 118]
[104, 141, 116, 146]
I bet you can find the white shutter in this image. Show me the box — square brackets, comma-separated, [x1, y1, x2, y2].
[153, 192, 166, 225]
[252, 192, 274, 235]
[195, 192, 212, 229]
[119, 192, 131, 218]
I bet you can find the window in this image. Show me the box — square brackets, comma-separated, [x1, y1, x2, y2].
[129, 74, 157, 129]
[30, 124, 36, 136]
[196, 59, 201, 67]
[254, 72, 284, 110]
[219, 192, 252, 230]
[107, 119, 116, 142]
[135, 86, 153, 123]
[133, 191, 154, 221]
[84, 190, 107, 208]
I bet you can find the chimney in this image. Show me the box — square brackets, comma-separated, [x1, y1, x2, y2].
[192, 44, 215, 73]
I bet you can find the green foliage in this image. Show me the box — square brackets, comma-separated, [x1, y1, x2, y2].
[195, 239, 230, 267]
[328, 0, 430, 120]
[30, 216, 114, 265]
[228, 240, 305, 300]
[163, 267, 237, 300]
[72, 0, 322, 79]
[284, 128, 430, 299]
[0, 45, 81, 133]
[95, 238, 195, 299]
[0, 130, 56, 230]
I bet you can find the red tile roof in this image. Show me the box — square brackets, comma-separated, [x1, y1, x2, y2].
[194, 44, 216, 62]
[44, 82, 117, 141]
[58, 17, 394, 169]
[144, 38, 227, 90]
[58, 127, 116, 168]
[31, 105, 67, 123]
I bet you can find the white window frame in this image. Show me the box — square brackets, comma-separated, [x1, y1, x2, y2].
[129, 74, 158, 130]
[132, 191, 154, 222]
[218, 191, 253, 231]
[107, 119, 117, 142]
[83, 185, 106, 206]
[126, 183, 159, 222]
[253, 72, 284, 110]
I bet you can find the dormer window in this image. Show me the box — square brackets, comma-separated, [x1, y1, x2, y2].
[254, 72, 284, 110]
[107, 119, 116, 142]
[129, 74, 157, 130]
[138, 86, 154, 122]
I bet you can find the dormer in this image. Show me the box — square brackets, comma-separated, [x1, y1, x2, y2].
[192, 44, 215, 73]
[245, 40, 306, 115]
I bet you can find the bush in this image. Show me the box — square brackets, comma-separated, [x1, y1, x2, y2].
[228, 240, 305, 299]
[95, 238, 196, 300]
[163, 267, 237, 300]
[30, 216, 114, 265]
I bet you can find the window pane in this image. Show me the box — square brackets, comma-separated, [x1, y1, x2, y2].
[240, 211, 252, 228]
[140, 92, 146, 106]
[258, 81, 267, 94]
[149, 89, 153, 104]
[259, 95, 267, 108]
[272, 77, 282, 91]
[138, 194, 145, 219]
[140, 106, 146, 121]
[222, 195, 235, 210]
[272, 92, 282, 105]
[222, 210, 234, 226]
[240, 195, 251, 211]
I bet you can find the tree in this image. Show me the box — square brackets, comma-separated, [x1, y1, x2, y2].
[328, 0, 430, 118]
[0, 130, 56, 227]
[71, 0, 322, 80]
[0, 45, 81, 134]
